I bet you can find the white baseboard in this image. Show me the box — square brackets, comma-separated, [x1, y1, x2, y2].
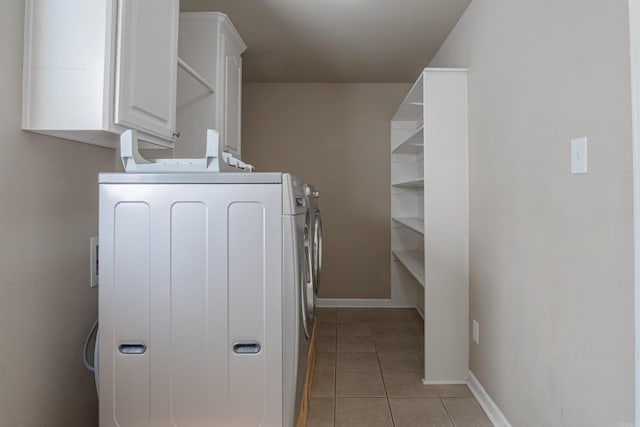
[315, 298, 414, 308]
[467, 371, 511, 427]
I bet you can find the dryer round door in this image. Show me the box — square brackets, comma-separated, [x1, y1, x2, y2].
[303, 219, 315, 325]
[312, 210, 322, 295]
[300, 243, 312, 340]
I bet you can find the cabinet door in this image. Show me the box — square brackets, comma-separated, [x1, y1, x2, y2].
[115, 0, 179, 141]
[223, 48, 243, 157]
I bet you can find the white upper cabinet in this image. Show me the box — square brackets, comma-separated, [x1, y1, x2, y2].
[22, 0, 180, 148]
[174, 13, 246, 159]
[23, 3, 246, 152]
[114, 0, 179, 142]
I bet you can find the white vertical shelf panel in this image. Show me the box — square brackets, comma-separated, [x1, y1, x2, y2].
[390, 68, 469, 385]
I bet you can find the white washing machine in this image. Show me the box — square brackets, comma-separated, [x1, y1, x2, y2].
[98, 171, 310, 427]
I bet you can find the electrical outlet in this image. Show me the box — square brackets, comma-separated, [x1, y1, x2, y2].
[571, 137, 588, 174]
[472, 320, 479, 344]
[90, 237, 99, 288]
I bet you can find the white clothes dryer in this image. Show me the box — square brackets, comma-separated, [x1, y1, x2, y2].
[282, 174, 312, 426]
[98, 171, 309, 427]
[304, 183, 323, 302]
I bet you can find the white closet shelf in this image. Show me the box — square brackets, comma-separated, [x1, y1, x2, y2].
[392, 178, 424, 188]
[392, 250, 425, 287]
[392, 217, 425, 234]
[392, 125, 424, 154]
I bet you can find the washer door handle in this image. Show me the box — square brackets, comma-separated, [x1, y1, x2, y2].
[119, 343, 147, 355]
[233, 342, 262, 354]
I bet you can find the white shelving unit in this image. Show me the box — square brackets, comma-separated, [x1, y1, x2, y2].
[390, 68, 469, 384]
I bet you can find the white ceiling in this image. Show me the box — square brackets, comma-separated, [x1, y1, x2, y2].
[180, 0, 471, 83]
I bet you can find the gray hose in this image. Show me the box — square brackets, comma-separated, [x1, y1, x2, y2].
[82, 319, 98, 373]
[94, 331, 99, 396]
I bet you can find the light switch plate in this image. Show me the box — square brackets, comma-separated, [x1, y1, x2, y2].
[571, 137, 588, 174]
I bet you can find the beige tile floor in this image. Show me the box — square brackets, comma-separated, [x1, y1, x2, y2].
[307, 308, 492, 427]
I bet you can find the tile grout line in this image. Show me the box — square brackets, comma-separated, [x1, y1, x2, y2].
[370, 318, 397, 427]
[333, 320, 337, 427]
[315, 313, 338, 427]
[439, 395, 457, 427]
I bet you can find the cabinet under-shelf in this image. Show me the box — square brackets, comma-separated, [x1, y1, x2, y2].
[391, 250, 425, 287]
[392, 217, 424, 234]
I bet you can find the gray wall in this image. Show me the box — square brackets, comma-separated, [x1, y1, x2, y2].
[1, 1, 113, 424]
[242, 83, 410, 299]
[430, 0, 634, 424]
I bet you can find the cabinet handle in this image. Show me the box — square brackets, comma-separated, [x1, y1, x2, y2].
[173, 131, 181, 138]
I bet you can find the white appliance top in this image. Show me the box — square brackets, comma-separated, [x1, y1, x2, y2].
[99, 172, 283, 185]
[120, 129, 254, 173]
